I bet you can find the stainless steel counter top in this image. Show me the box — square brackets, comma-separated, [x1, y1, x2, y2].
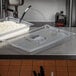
[0, 27, 76, 57]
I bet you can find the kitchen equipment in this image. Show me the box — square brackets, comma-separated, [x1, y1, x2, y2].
[0, 21, 30, 41]
[0, 17, 34, 41]
[19, 5, 32, 23]
[8, 0, 24, 5]
[8, 0, 24, 18]
[9, 25, 74, 54]
[0, 0, 3, 18]
[0, 0, 4, 21]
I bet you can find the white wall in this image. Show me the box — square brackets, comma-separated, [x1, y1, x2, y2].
[17, 0, 66, 22]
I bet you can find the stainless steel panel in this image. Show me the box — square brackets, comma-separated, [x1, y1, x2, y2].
[9, 0, 23, 5]
[0, 0, 3, 18]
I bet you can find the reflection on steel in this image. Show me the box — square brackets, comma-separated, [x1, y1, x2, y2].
[69, 0, 73, 27]
[0, 0, 3, 18]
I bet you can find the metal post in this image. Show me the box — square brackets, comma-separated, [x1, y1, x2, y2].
[0, 0, 3, 18]
[69, 0, 73, 27]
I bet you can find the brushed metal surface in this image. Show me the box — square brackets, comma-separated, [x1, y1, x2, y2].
[9, 0, 23, 5]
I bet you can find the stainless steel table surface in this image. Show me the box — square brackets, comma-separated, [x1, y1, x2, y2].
[0, 27, 76, 57]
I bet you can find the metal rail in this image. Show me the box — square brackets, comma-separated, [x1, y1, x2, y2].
[0, 0, 3, 18]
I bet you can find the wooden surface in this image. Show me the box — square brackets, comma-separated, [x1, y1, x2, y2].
[0, 60, 76, 76]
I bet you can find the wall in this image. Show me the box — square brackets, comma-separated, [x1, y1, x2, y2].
[12, 0, 66, 22]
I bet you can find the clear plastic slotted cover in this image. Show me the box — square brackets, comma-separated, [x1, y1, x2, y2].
[8, 25, 74, 54]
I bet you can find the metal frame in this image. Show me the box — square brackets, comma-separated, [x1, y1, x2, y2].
[69, 0, 73, 27]
[66, 0, 73, 27]
[0, 0, 3, 18]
